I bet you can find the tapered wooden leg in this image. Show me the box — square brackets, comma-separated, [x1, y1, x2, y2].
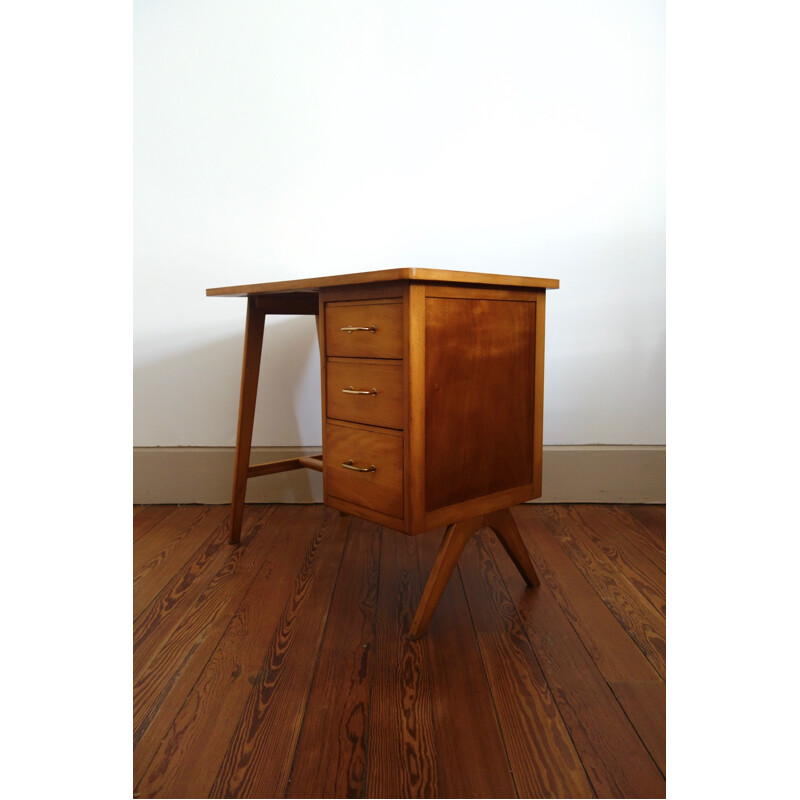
[484, 507, 540, 587]
[409, 516, 483, 639]
[230, 297, 266, 544]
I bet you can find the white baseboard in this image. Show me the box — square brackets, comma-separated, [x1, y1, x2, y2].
[133, 445, 665, 505]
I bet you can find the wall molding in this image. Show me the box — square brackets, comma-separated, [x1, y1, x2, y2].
[134, 445, 665, 505]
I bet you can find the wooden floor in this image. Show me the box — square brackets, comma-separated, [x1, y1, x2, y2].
[133, 503, 666, 799]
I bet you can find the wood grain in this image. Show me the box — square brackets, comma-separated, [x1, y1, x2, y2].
[133, 505, 207, 579]
[484, 506, 540, 587]
[482, 528, 666, 798]
[511, 505, 659, 684]
[414, 529, 519, 799]
[207, 267, 559, 297]
[458, 534, 595, 798]
[133, 507, 237, 678]
[326, 358, 404, 429]
[134, 503, 666, 798]
[287, 517, 381, 799]
[207, 510, 350, 798]
[325, 421, 404, 519]
[133, 506, 281, 784]
[424, 295, 535, 511]
[605, 505, 666, 552]
[134, 505, 326, 794]
[325, 300, 403, 359]
[609, 680, 666, 775]
[534, 505, 667, 677]
[585, 505, 666, 573]
[621, 504, 666, 543]
[133, 505, 178, 542]
[322, 282, 406, 303]
[422, 484, 535, 532]
[324, 494, 406, 531]
[133, 506, 225, 620]
[405, 282, 426, 533]
[424, 284, 542, 302]
[365, 530, 438, 798]
[408, 517, 482, 640]
[561, 505, 666, 614]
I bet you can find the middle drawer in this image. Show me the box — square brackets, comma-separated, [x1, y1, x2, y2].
[326, 358, 404, 430]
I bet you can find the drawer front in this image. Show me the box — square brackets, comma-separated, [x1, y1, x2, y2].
[325, 301, 403, 358]
[324, 423, 403, 519]
[326, 360, 404, 430]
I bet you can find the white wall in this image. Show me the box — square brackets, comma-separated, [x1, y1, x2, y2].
[134, 0, 664, 448]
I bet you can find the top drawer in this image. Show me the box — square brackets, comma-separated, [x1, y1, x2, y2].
[325, 300, 403, 359]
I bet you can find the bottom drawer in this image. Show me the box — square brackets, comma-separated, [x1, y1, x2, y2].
[324, 422, 403, 519]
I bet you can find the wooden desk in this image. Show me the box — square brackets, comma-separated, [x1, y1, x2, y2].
[207, 268, 559, 637]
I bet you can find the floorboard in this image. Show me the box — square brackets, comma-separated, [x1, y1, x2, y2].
[208, 508, 350, 799]
[133, 507, 234, 677]
[558, 505, 665, 614]
[482, 528, 665, 798]
[591, 505, 666, 572]
[133, 505, 178, 541]
[534, 505, 667, 678]
[624, 504, 666, 542]
[364, 531, 438, 798]
[458, 534, 595, 798]
[133, 506, 227, 619]
[133, 503, 666, 799]
[135, 505, 323, 794]
[287, 517, 381, 799]
[416, 529, 517, 799]
[609, 680, 666, 775]
[512, 506, 659, 684]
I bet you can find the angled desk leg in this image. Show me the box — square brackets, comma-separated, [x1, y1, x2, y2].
[409, 506, 540, 639]
[483, 507, 540, 588]
[409, 516, 484, 640]
[230, 296, 266, 544]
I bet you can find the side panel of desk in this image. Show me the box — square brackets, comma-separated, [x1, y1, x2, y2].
[419, 284, 546, 532]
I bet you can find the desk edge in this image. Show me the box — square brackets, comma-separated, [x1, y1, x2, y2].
[206, 268, 559, 297]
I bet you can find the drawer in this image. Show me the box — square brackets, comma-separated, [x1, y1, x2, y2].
[324, 422, 403, 519]
[325, 300, 403, 358]
[326, 359, 404, 430]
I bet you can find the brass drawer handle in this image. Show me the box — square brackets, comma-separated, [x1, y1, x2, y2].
[342, 386, 377, 396]
[340, 325, 377, 334]
[341, 459, 376, 473]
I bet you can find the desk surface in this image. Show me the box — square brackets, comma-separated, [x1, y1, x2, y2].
[207, 267, 559, 297]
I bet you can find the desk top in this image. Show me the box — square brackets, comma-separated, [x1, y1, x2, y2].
[207, 268, 559, 297]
